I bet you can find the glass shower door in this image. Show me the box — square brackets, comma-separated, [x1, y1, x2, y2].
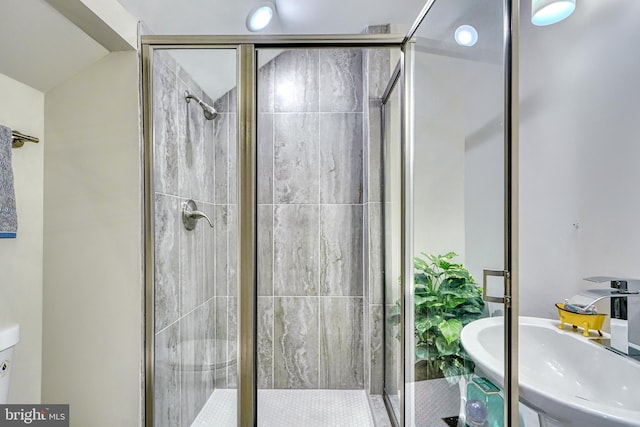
[403, 0, 515, 425]
[146, 38, 403, 427]
[148, 47, 239, 427]
[254, 45, 386, 426]
[382, 62, 402, 424]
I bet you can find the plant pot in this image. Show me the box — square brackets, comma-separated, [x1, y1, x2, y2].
[413, 377, 461, 427]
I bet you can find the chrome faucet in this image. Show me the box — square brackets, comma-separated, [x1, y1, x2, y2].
[575, 276, 640, 361]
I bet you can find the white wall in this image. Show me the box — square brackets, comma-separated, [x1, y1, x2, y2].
[413, 47, 504, 291]
[42, 51, 142, 427]
[0, 73, 44, 403]
[463, 60, 504, 292]
[412, 51, 467, 262]
[519, 0, 640, 318]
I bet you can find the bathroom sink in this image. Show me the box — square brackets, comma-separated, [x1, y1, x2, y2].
[461, 316, 640, 427]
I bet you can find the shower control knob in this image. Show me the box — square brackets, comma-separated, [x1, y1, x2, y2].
[182, 199, 214, 231]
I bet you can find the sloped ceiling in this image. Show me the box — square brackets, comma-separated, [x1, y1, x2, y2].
[0, 0, 108, 93]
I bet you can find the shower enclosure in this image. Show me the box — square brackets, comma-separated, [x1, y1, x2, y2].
[142, 1, 519, 426]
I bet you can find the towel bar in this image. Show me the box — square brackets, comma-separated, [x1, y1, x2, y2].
[11, 130, 39, 148]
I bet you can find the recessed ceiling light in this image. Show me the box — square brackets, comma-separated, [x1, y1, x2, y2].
[246, 2, 275, 32]
[454, 25, 478, 47]
[532, 0, 576, 26]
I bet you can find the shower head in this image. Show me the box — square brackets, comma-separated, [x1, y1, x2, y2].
[185, 92, 218, 120]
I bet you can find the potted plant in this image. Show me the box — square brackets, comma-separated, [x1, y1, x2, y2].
[389, 252, 485, 426]
[412, 252, 485, 383]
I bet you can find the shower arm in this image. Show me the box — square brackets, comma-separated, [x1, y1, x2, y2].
[185, 91, 217, 120]
[185, 93, 203, 106]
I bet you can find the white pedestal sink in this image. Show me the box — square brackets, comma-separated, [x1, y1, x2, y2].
[461, 316, 640, 427]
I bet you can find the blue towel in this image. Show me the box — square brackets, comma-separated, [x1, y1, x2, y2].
[0, 125, 17, 238]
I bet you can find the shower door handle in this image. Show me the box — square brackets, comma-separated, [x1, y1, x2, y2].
[483, 269, 509, 303]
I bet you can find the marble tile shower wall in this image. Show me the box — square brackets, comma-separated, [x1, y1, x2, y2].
[256, 49, 367, 390]
[153, 50, 237, 427]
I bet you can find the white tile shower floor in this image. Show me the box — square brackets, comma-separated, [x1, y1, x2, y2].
[191, 389, 378, 427]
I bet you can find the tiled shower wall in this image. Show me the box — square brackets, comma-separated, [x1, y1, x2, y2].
[255, 48, 366, 390]
[253, 42, 389, 393]
[153, 50, 237, 427]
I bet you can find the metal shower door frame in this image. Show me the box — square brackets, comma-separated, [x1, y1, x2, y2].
[379, 57, 401, 427]
[141, 34, 406, 427]
[400, 0, 520, 424]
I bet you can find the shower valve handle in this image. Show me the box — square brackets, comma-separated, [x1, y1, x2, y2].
[182, 199, 214, 230]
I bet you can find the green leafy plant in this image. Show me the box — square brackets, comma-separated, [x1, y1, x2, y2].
[412, 252, 485, 384]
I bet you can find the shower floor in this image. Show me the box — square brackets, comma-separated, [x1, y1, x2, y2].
[192, 389, 383, 427]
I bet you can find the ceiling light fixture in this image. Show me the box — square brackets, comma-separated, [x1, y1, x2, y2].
[246, 1, 276, 32]
[454, 25, 478, 47]
[532, 0, 576, 26]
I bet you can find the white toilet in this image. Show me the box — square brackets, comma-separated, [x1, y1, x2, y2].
[0, 323, 19, 404]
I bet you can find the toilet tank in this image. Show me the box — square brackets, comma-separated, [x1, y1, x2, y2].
[0, 323, 20, 404]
